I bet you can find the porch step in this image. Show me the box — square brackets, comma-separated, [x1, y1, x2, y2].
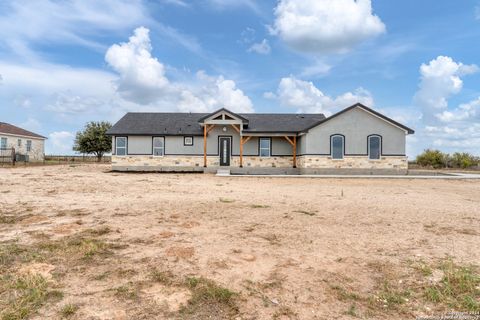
[216, 169, 231, 176]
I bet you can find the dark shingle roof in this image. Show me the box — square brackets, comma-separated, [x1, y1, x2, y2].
[106, 112, 326, 136]
[0, 122, 46, 139]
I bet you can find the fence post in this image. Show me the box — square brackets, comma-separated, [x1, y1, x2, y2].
[11, 147, 15, 166]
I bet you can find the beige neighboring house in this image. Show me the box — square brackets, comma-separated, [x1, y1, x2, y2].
[0, 122, 46, 162]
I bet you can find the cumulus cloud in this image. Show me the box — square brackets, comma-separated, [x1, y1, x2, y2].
[105, 27, 253, 113]
[414, 55, 478, 124]
[267, 76, 373, 114]
[248, 39, 271, 55]
[47, 131, 75, 155]
[177, 72, 253, 113]
[272, 0, 385, 54]
[412, 56, 480, 155]
[105, 27, 171, 104]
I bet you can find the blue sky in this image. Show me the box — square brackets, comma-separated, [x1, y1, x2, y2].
[0, 0, 479, 157]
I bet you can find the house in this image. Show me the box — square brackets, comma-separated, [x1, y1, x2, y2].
[0, 122, 46, 162]
[106, 103, 414, 174]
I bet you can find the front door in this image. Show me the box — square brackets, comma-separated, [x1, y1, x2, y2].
[219, 137, 231, 166]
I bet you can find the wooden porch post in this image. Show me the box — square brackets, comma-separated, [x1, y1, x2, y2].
[240, 136, 243, 168]
[283, 136, 297, 168]
[293, 136, 297, 168]
[203, 125, 207, 167]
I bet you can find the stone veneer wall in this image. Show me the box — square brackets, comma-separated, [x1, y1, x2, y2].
[296, 155, 408, 170]
[111, 155, 293, 168]
[112, 155, 407, 171]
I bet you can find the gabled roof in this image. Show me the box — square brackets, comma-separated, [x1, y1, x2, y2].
[106, 112, 326, 136]
[302, 103, 415, 134]
[197, 108, 249, 124]
[0, 122, 46, 139]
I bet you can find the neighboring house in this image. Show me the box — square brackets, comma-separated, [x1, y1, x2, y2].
[107, 103, 414, 174]
[0, 122, 46, 162]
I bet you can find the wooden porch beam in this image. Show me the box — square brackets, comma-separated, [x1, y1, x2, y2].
[206, 124, 215, 134]
[230, 124, 240, 133]
[284, 136, 294, 146]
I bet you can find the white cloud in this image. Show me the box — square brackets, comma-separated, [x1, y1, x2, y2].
[162, 0, 189, 7]
[248, 39, 271, 55]
[411, 56, 480, 155]
[414, 56, 478, 124]
[0, 0, 150, 54]
[270, 76, 373, 114]
[105, 27, 171, 105]
[20, 118, 42, 133]
[47, 131, 75, 155]
[475, 5, 480, 20]
[272, 0, 386, 54]
[300, 61, 332, 78]
[105, 27, 253, 113]
[178, 71, 253, 113]
[204, 0, 260, 13]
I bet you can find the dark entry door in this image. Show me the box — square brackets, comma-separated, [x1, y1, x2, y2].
[219, 137, 231, 166]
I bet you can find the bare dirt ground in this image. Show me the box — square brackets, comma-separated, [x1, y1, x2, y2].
[0, 164, 479, 320]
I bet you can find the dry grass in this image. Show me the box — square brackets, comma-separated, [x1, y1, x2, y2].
[0, 164, 479, 319]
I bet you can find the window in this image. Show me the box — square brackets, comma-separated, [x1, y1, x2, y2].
[259, 138, 271, 157]
[153, 137, 164, 156]
[26, 140, 32, 152]
[115, 137, 127, 156]
[368, 135, 381, 160]
[184, 136, 193, 146]
[18, 139, 22, 147]
[0, 137, 6, 149]
[331, 135, 344, 159]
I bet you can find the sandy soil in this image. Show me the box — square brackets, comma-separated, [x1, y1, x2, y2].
[0, 164, 479, 319]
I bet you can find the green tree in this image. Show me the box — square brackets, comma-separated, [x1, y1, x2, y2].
[416, 149, 449, 169]
[73, 121, 112, 161]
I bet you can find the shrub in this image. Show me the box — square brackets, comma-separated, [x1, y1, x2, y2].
[416, 149, 449, 168]
[449, 152, 479, 169]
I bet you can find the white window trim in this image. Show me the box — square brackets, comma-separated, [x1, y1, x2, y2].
[115, 137, 127, 157]
[368, 135, 382, 160]
[0, 137, 7, 149]
[26, 140, 32, 152]
[331, 135, 344, 160]
[153, 137, 165, 157]
[259, 138, 271, 158]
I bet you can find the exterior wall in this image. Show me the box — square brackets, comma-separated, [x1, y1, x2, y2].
[297, 155, 408, 170]
[303, 107, 407, 156]
[0, 134, 45, 161]
[111, 155, 293, 170]
[113, 131, 295, 157]
[127, 136, 152, 154]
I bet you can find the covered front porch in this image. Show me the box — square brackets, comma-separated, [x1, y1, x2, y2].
[199, 108, 298, 169]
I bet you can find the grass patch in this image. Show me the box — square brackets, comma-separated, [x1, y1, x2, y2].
[330, 285, 360, 302]
[180, 277, 238, 317]
[114, 283, 139, 300]
[0, 273, 61, 320]
[293, 210, 316, 216]
[219, 198, 235, 203]
[423, 259, 480, 312]
[150, 269, 173, 285]
[249, 204, 270, 209]
[59, 303, 78, 318]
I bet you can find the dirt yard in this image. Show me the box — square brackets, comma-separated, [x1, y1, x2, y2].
[1, 164, 479, 319]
